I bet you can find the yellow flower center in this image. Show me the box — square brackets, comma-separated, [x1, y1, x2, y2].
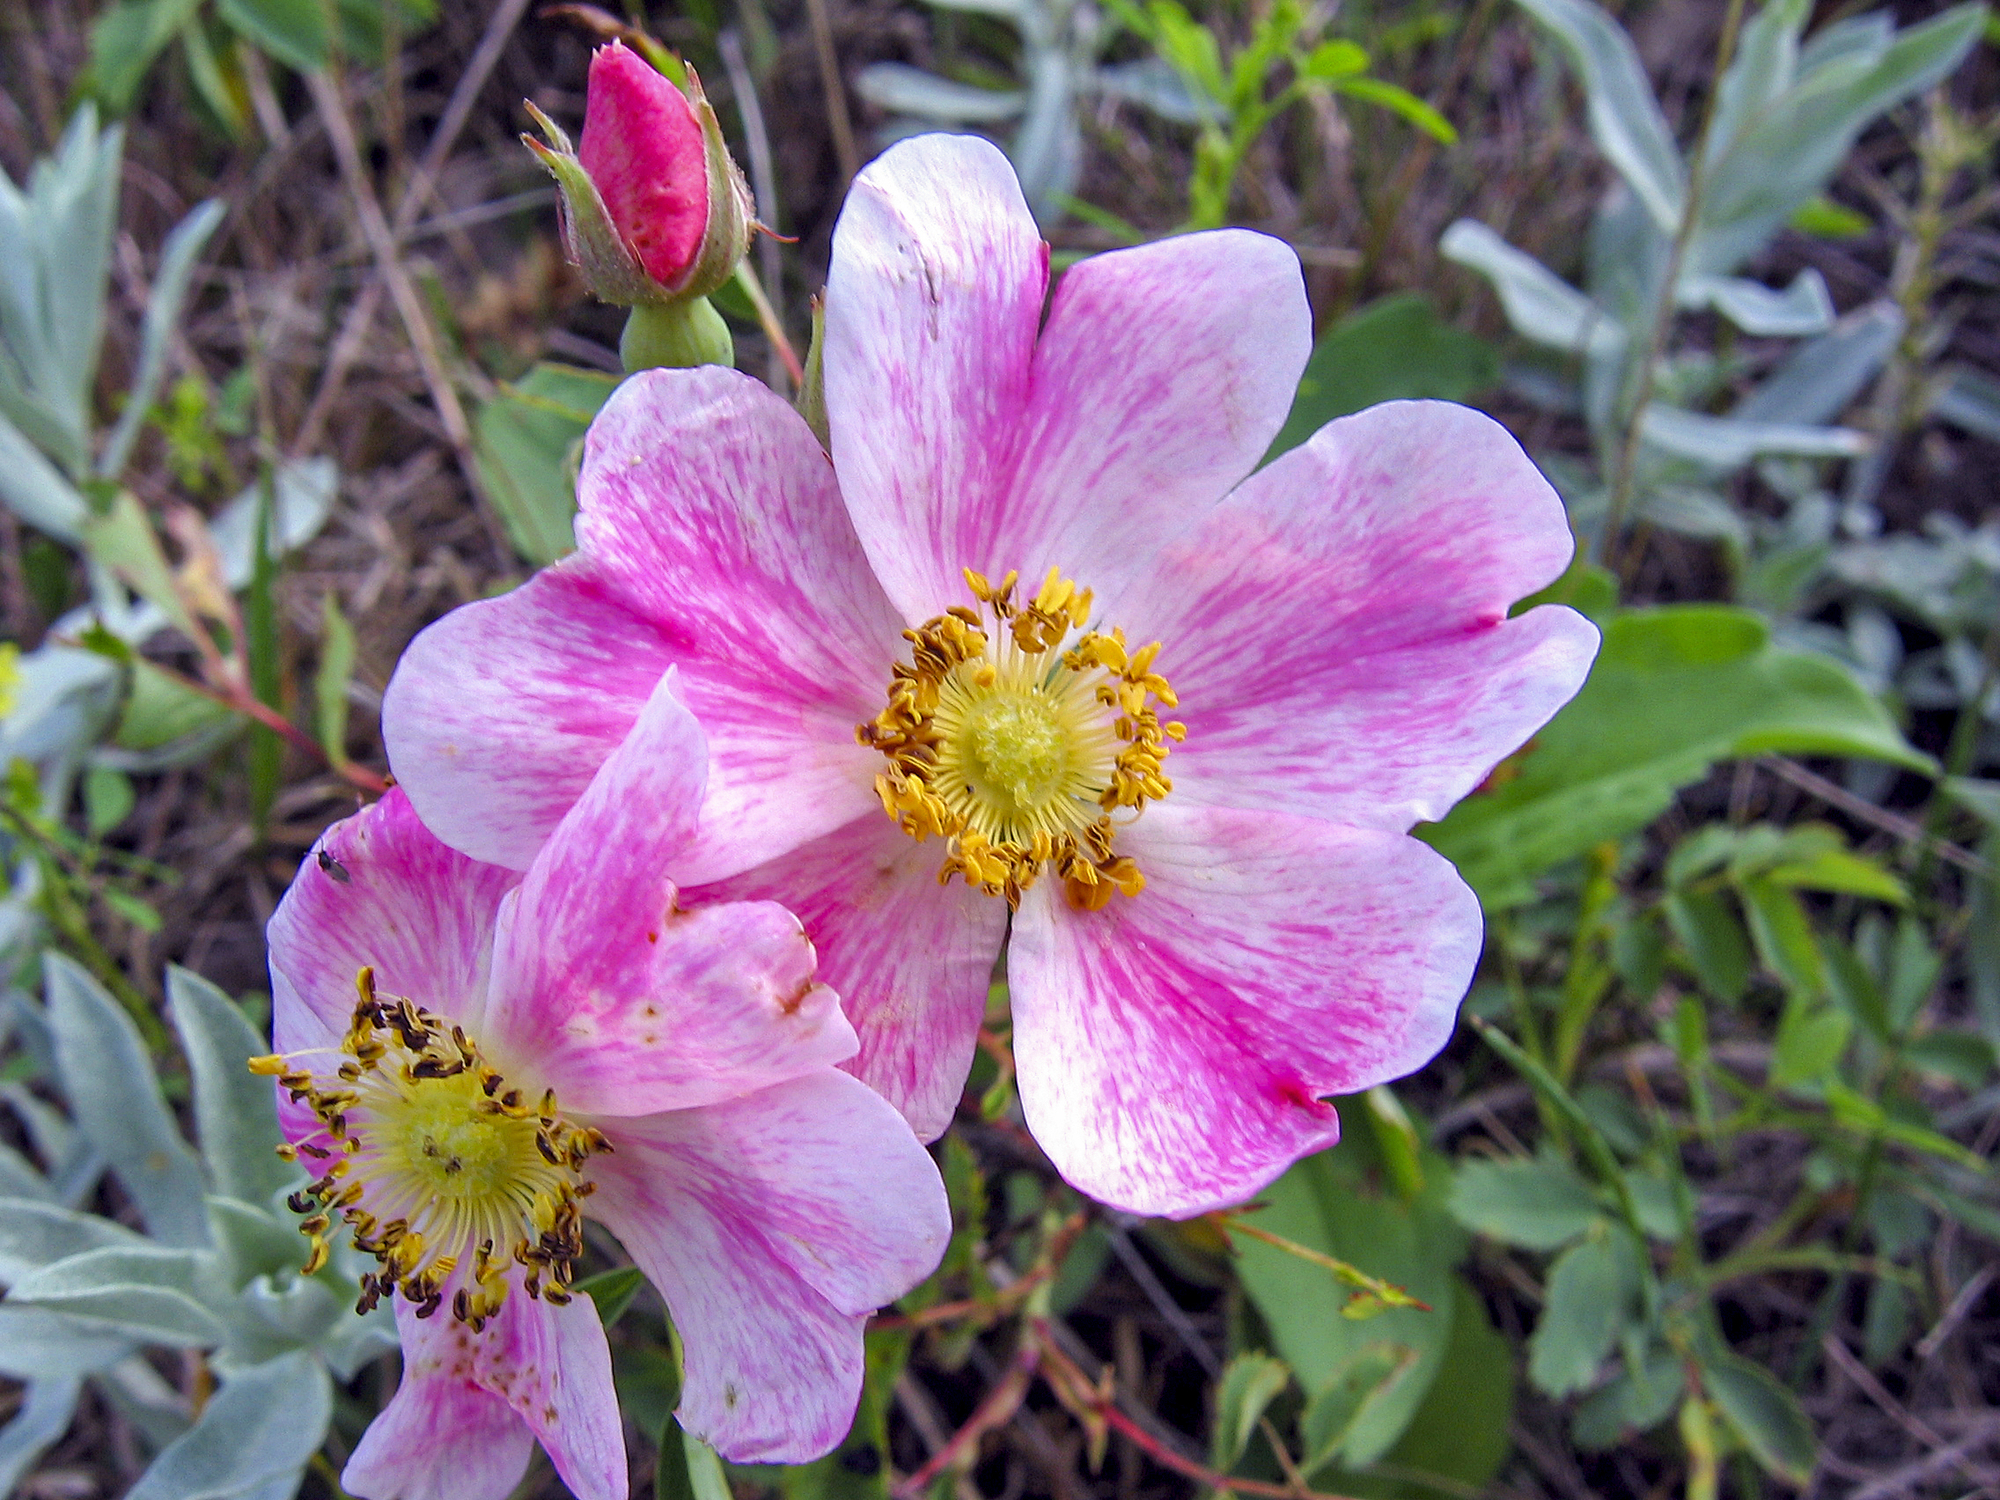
[859, 567, 1184, 908]
[253, 969, 609, 1330]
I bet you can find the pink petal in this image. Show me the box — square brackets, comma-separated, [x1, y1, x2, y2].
[1007, 804, 1482, 1217]
[343, 1362, 533, 1500]
[591, 1073, 952, 1463]
[266, 789, 518, 1041]
[696, 813, 1007, 1140]
[1114, 399, 1598, 831]
[579, 42, 707, 286]
[382, 568, 673, 871]
[385, 367, 898, 882]
[347, 1288, 625, 1500]
[575, 365, 901, 884]
[823, 134, 1046, 624]
[484, 672, 855, 1115]
[987, 229, 1310, 609]
[825, 136, 1309, 624]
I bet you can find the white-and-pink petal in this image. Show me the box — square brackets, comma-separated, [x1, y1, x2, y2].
[346, 1287, 625, 1500]
[1112, 399, 1598, 830]
[483, 671, 854, 1115]
[1007, 804, 1482, 1217]
[589, 1073, 950, 1462]
[695, 813, 1007, 1140]
[266, 790, 519, 1037]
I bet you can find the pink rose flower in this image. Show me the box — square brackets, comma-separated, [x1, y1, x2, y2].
[264, 676, 949, 1497]
[383, 135, 1599, 1217]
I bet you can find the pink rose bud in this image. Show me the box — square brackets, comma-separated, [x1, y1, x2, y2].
[523, 41, 755, 307]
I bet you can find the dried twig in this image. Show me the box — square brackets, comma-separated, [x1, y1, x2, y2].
[1758, 756, 1990, 877]
[802, 0, 860, 185]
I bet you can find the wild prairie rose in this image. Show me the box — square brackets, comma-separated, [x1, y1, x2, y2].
[383, 135, 1599, 1216]
[263, 676, 949, 1496]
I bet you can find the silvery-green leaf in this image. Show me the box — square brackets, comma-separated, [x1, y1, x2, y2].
[208, 1198, 308, 1288]
[1092, 57, 1219, 123]
[1696, 5, 1983, 276]
[0, 409, 88, 539]
[169, 968, 295, 1204]
[0, 1305, 131, 1379]
[0, 1198, 145, 1284]
[1682, 269, 1832, 337]
[1014, 49, 1084, 221]
[97, 199, 225, 480]
[96, 1351, 194, 1450]
[232, 1270, 347, 1353]
[0, 106, 121, 477]
[1441, 220, 1620, 355]
[1641, 405, 1867, 470]
[205, 457, 339, 591]
[1511, 0, 1685, 232]
[1637, 484, 1752, 547]
[853, 63, 1025, 123]
[43, 953, 209, 1246]
[10, 1245, 224, 1346]
[1704, 0, 1809, 166]
[126, 1351, 331, 1500]
[0, 1144, 51, 1203]
[0, 645, 120, 774]
[1930, 366, 2000, 444]
[0, 1377, 81, 1495]
[917, 0, 1028, 17]
[1735, 302, 1902, 427]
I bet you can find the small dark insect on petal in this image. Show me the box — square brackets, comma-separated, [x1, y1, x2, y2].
[317, 847, 352, 883]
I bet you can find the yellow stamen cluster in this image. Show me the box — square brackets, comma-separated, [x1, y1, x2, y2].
[857, 566, 1184, 909]
[252, 968, 610, 1330]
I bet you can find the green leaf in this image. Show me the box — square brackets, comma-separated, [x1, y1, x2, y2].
[1211, 1352, 1291, 1470]
[471, 363, 621, 567]
[1698, 1350, 1815, 1485]
[83, 765, 135, 834]
[167, 965, 296, 1204]
[1770, 997, 1852, 1092]
[81, 489, 200, 642]
[1424, 606, 1931, 908]
[1448, 1156, 1599, 1251]
[1357, 1278, 1516, 1496]
[1739, 876, 1825, 998]
[1789, 196, 1872, 239]
[1901, 1030, 1995, 1089]
[43, 953, 209, 1246]
[1511, 0, 1685, 232]
[1527, 1230, 1634, 1396]
[9, 1245, 223, 1345]
[1297, 39, 1368, 79]
[1573, 1345, 1684, 1449]
[0, 1201, 146, 1286]
[0, 1376, 84, 1495]
[1233, 1108, 1464, 1466]
[577, 1265, 646, 1327]
[314, 591, 357, 769]
[1823, 1083, 1985, 1170]
[125, 1350, 330, 1500]
[1299, 1343, 1416, 1473]
[1266, 295, 1495, 460]
[88, 0, 204, 112]
[1763, 847, 1908, 904]
[99, 199, 225, 480]
[216, 0, 331, 71]
[1331, 76, 1457, 143]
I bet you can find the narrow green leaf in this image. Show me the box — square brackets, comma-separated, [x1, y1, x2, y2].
[1449, 1156, 1599, 1251]
[1739, 875, 1826, 998]
[314, 591, 357, 769]
[577, 1265, 646, 1328]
